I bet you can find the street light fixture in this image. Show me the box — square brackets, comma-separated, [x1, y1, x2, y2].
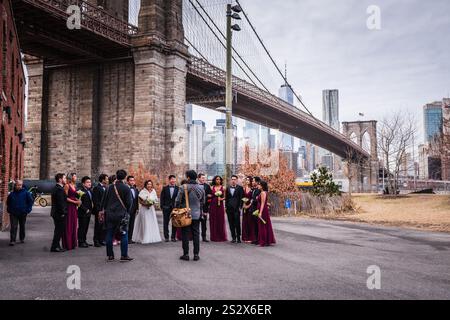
[224, 2, 241, 184]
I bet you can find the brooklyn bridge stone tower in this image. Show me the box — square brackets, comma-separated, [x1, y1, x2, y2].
[24, 0, 189, 179]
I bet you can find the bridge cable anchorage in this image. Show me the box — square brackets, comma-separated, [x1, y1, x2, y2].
[235, 0, 323, 124]
[186, 0, 261, 90]
[193, 0, 272, 93]
[185, 0, 365, 155]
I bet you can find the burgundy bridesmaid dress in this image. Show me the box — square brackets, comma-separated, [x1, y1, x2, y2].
[209, 186, 228, 242]
[257, 192, 276, 247]
[241, 188, 257, 243]
[62, 185, 78, 250]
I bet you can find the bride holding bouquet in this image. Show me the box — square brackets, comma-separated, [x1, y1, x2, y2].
[132, 180, 162, 244]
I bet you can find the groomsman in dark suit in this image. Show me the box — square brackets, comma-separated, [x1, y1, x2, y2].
[50, 173, 67, 253]
[160, 175, 179, 242]
[78, 176, 93, 248]
[92, 174, 108, 247]
[251, 176, 262, 244]
[198, 173, 212, 242]
[127, 176, 139, 244]
[226, 175, 244, 243]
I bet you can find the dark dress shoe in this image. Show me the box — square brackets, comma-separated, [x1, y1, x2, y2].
[165, 239, 170, 243]
[179, 255, 190, 261]
[51, 247, 64, 253]
[120, 256, 134, 262]
[237, 239, 242, 244]
[20, 240, 25, 244]
[79, 243, 89, 248]
[171, 239, 177, 242]
[9, 242, 15, 246]
[94, 242, 102, 247]
[193, 255, 200, 261]
[203, 239, 210, 243]
[86, 242, 93, 247]
[130, 241, 136, 244]
[231, 239, 237, 243]
[100, 241, 106, 246]
[107, 256, 115, 262]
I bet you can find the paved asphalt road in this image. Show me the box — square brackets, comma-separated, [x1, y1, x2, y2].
[0, 207, 449, 300]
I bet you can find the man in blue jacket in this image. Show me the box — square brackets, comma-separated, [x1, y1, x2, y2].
[6, 180, 34, 246]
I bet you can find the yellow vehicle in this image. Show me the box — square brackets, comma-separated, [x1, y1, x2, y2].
[296, 181, 313, 191]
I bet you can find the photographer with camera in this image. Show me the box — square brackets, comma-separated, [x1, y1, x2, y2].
[100, 169, 133, 262]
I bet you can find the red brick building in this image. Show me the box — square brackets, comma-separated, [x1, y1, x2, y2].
[0, 0, 26, 229]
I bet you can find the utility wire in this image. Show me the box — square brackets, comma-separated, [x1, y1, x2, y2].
[194, 0, 272, 94]
[187, 0, 260, 90]
[235, 0, 320, 122]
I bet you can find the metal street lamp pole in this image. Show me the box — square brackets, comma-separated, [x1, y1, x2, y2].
[225, 3, 233, 184]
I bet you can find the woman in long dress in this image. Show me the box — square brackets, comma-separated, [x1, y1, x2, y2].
[256, 180, 276, 247]
[63, 173, 81, 250]
[209, 176, 227, 242]
[132, 180, 162, 244]
[242, 176, 257, 243]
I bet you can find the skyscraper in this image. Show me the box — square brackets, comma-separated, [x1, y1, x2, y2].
[424, 102, 443, 142]
[185, 104, 193, 126]
[278, 83, 294, 151]
[188, 120, 206, 173]
[322, 90, 340, 131]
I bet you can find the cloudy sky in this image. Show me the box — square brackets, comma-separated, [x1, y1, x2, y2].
[186, 0, 450, 144]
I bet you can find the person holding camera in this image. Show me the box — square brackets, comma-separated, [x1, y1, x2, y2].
[100, 169, 133, 262]
[175, 170, 205, 262]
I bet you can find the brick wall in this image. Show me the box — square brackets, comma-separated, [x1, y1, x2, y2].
[0, 0, 26, 229]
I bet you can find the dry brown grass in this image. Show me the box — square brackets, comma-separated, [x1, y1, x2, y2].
[328, 194, 450, 233]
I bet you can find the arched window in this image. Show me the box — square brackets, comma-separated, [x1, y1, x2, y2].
[349, 132, 358, 144]
[362, 131, 371, 153]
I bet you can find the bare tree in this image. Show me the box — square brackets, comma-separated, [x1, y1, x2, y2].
[343, 147, 368, 196]
[378, 112, 417, 195]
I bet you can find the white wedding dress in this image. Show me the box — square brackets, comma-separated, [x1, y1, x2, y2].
[132, 189, 162, 244]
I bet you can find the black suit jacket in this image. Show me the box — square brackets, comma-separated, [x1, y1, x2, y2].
[78, 186, 93, 218]
[226, 185, 244, 211]
[199, 183, 212, 213]
[129, 186, 139, 215]
[92, 183, 107, 214]
[251, 188, 261, 212]
[160, 185, 179, 211]
[101, 181, 132, 221]
[51, 184, 67, 220]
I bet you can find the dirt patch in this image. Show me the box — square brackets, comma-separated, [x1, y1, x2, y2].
[299, 194, 450, 233]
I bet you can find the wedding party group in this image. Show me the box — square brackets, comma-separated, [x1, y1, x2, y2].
[45, 168, 276, 262]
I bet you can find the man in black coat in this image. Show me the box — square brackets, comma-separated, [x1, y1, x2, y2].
[101, 169, 133, 262]
[50, 173, 67, 253]
[160, 175, 179, 242]
[225, 175, 244, 243]
[127, 176, 139, 243]
[198, 173, 212, 242]
[77, 176, 94, 248]
[92, 174, 108, 247]
[250, 176, 262, 244]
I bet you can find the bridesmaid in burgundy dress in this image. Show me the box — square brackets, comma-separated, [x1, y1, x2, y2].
[242, 176, 257, 243]
[209, 176, 227, 242]
[63, 173, 81, 250]
[256, 181, 276, 247]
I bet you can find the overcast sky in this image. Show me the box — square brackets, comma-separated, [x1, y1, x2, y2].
[190, 0, 450, 144]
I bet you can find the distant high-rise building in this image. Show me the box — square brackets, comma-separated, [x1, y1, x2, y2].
[278, 77, 295, 151]
[424, 102, 443, 142]
[188, 120, 206, 173]
[185, 104, 193, 126]
[269, 134, 276, 150]
[322, 90, 340, 131]
[243, 121, 260, 150]
[205, 119, 238, 177]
